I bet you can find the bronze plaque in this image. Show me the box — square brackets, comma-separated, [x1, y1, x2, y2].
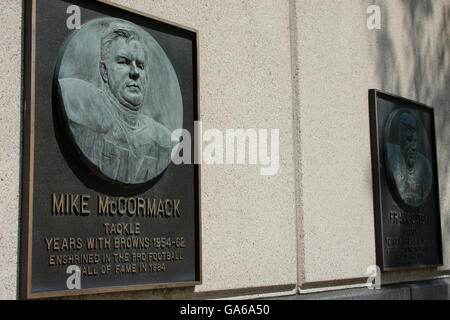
[369, 90, 443, 271]
[20, 0, 200, 298]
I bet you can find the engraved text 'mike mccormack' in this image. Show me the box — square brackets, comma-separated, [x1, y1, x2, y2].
[51, 193, 182, 218]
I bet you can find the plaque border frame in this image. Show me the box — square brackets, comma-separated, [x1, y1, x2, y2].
[20, 0, 202, 299]
[368, 89, 443, 272]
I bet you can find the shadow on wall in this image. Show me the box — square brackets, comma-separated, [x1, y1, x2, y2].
[374, 0, 450, 207]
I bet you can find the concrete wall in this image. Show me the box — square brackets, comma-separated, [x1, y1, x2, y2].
[1, 0, 298, 299]
[0, 0, 23, 300]
[293, 0, 450, 291]
[122, 0, 298, 299]
[0, 0, 448, 299]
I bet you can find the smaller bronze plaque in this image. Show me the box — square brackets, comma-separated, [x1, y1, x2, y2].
[369, 90, 443, 271]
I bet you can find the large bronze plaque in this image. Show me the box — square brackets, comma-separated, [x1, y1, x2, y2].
[369, 90, 443, 271]
[20, 0, 200, 298]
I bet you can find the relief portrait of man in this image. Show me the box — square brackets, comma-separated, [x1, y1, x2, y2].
[384, 110, 433, 207]
[55, 18, 183, 185]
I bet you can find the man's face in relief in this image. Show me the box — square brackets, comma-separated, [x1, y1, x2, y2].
[103, 38, 148, 111]
[399, 113, 418, 171]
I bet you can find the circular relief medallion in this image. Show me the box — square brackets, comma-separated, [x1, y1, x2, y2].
[55, 18, 183, 185]
[383, 109, 432, 207]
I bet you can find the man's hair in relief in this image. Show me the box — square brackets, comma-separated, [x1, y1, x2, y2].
[398, 112, 416, 130]
[100, 22, 145, 63]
